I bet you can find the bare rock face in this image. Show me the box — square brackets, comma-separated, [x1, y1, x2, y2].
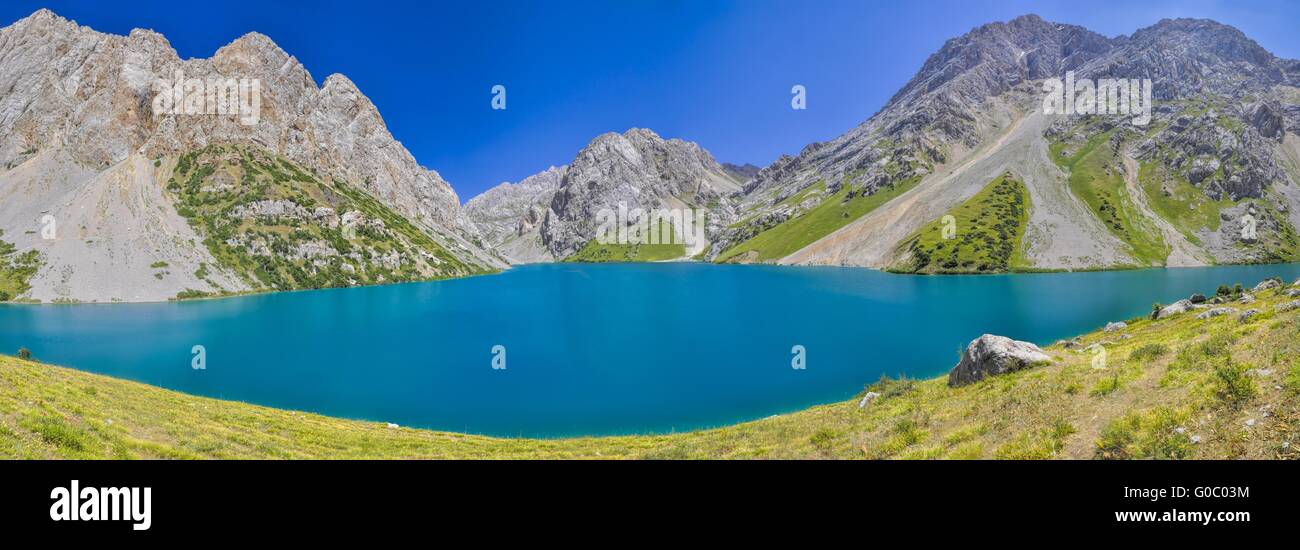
[948, 334, 1052, 387]
[1253, 278, 1282, 292]
[728, 15, 1114, 243]
[720, 15, 1300, 269]
[0, 9, 502, 301]
[465, 166, 566, 263]
[536, 129, 741, 259]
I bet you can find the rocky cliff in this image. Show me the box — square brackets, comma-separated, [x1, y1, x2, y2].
[0, 9, 503, 302]
[464, 166, 566, 263]
[470, 129, 742, 262]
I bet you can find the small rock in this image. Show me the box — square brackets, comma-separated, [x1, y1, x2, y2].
[1191, 435, 1202, 444]
[1285, 289, 1300, 297]
[1174, 427, 1186, 434]
[1238, 309, 1261, 323]
[1104, 321, 1128, 332]
[1189, 293, 1207, 304]
[386, 422, 399, 429]
[1196, 307, 1237, 320]
[1276, 300, 1300, 313]
[1253, 279, 1281, 292]
[1245, 418, 1257, 427]
[1156, 299, 1194, 319]
[1239, 293, 1256, 304]
[858, 391, 881, 408]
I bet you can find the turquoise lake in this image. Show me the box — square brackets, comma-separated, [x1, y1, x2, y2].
[2, 262, 1298, 437]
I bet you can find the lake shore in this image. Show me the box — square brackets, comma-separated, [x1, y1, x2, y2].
[4, 276, 1298, 459]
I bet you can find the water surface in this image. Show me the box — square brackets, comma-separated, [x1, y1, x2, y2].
[2, 262, 1297, 437]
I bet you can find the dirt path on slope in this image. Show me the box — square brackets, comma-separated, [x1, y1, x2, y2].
[1120, 154, 1205, 267]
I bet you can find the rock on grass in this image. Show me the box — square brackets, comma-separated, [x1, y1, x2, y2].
[948, 334, 1052, 387]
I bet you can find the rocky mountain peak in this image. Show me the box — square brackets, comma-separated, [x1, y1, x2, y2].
[0, 9, 504, 302]
[465, 128, 740, 261]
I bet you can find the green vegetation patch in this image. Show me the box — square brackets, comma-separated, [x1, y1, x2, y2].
[1051, 131, 1168, 265]
[0, 230, 42, 302]
[565, 220, 686, 263]
[1137, 160, 1229, 245]
[889, 172, 1030, 273]
[716, 176, 922, 263]
[168, 145, 484, 294]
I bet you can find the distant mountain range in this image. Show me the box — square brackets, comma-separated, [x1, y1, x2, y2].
[1, 10, 1298, 302]
[470, 14, 1300, 271]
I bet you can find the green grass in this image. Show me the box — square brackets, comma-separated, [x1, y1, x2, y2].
[1235, 199, 1300, 264]
[565, 220, 686, 262]
[1096, 406, 1193, 459]
[0, 230, 42, 302]
[889, 172, 1030, 273]
[729, 182, 827, 229]
[1137, 160, 1229, 245]
[168, 145, 487, 294]
[6, 279, 1300, 459]
[1051, 131, 1168, 265]
[716, 176, 922, 263]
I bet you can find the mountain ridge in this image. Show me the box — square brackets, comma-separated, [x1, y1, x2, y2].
[470, 13, 1300, 269]
[0, 8, 504, 302]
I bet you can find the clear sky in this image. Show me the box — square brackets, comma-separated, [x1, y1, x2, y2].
[5, 1, 1299, 201]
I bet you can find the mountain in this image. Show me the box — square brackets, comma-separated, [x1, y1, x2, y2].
[721, 162, 761, 181]
[710, 14, 1300, 270]
[469, 128, 743, 262]
[0, 9, 503, 302]
[464, 166, 565, 263]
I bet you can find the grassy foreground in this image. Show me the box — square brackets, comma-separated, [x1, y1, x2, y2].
[3, 279, 1299, 459]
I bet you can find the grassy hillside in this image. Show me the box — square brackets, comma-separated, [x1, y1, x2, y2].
[167, 145, 485, 298]
[889, 172, 1030, 274]
[1050, 132, 1169, 266]
[564, 221, 686, 263]
[716, 176, 922, 263]
[0, 230, 41, 302]
[4, 277, 1298, 459]
[1137, 159, 1228, 246]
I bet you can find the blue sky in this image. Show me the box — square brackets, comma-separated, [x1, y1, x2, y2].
[5, 1, 1299, 201]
